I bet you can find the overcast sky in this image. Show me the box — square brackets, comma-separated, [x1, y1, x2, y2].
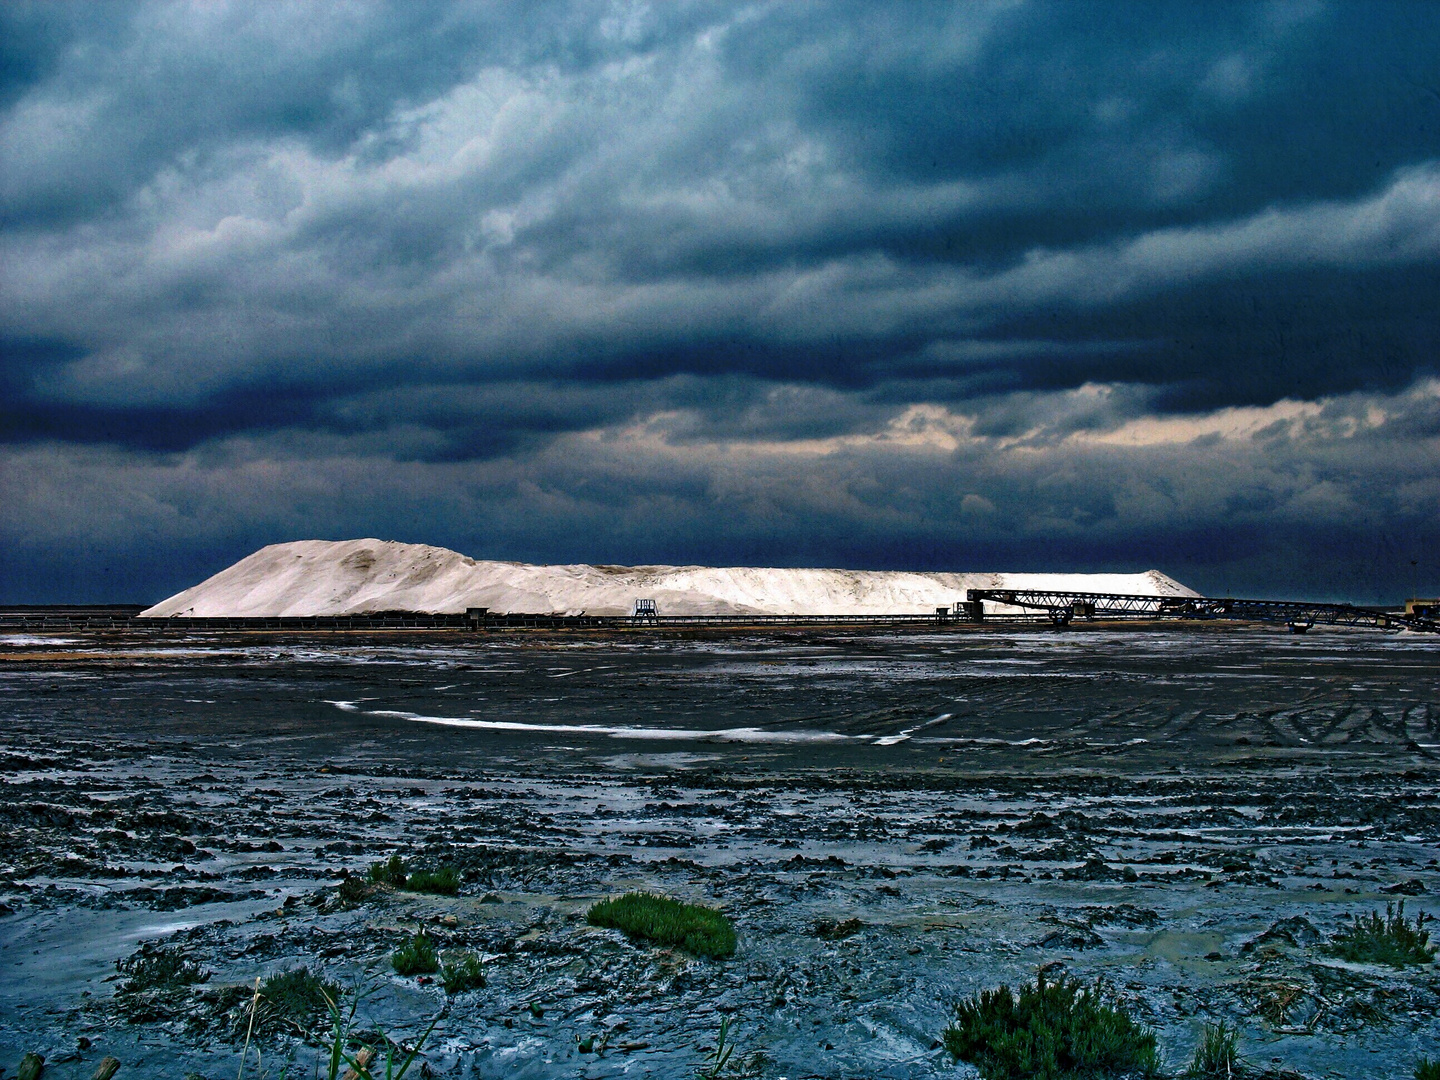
[2, 0, 1438, 604]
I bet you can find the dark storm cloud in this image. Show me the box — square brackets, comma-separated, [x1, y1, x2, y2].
[6, 378, 1438, 604]
[0, 1, 724, 227]
[1, 1, 1438, 601]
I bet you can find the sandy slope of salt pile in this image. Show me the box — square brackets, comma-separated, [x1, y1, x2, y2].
[141, 539, 1198, 618]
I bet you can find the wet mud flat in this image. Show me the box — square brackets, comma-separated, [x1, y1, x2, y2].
[0, 624, 1437, 1078]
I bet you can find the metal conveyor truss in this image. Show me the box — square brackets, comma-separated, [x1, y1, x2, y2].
[963, 589, 1439, 633]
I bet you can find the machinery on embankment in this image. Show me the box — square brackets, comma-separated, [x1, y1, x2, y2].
[960, 589, 1439, 633]
[1, 594, 1436, 633]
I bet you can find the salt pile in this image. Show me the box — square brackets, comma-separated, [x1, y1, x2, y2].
[141, 539, 1197, 618]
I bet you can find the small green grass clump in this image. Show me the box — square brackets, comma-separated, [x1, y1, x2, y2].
[1415, 1057, 1440, 1080]
[1326, 902, 1435, 968]
[942, 970, 1163, 1080]
[405, 866, 461, 895]
[440, 951, 486, 994]
[116, 943, 209, 991]
[587, 891, 736, 959]
[366, 855, 461, 895]
[368, 854, 408, 887]
[1187, 1021, 1239, 1077]
[392, 931, 440, 976]
[260, 967, 340, 1028]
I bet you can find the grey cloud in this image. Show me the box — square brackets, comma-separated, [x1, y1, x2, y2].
[5, 378, 1437, 604]
[9, 161, 1434, 413]
[3, 1, 1439, 602]
[0, 1, 723, 226]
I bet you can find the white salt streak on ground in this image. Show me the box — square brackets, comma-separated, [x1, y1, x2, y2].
[140, 538, 1197, 618]
[330, 701, 962, 745]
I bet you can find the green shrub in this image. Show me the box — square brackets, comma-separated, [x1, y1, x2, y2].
[440, 951, 486, 994]
[260, 967, 340, 1028]
[368, 854, 408, 888]
[116, 943, 209, 991]
[1187, 1021, 1239, 1077]
[1326, 902, 1435, 967]
[942, 970, 1163, 1080]
[392, 931, 439, 976]
[1416, 1057, 1440, 1080]
[405, 867, 461, 895]
[587, 891, 736, 959]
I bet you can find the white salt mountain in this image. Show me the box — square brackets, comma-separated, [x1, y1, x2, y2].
[141, 539, 1198, 618]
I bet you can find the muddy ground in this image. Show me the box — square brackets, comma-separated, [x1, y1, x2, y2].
[0, 623, 1437, 1078]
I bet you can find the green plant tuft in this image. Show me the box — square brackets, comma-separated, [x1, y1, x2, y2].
[587, 891, 737, 959]
[116, 943, 210, 991]
[1326, 902, 1435, 968]
[1187, 1021, 1239, 1077]
[316, 975, 442, 1080]
[365, 854, 461, 896]
[405, 867, 461, 895]
[440, 951, 486, 994]
[1416, 1057, 1440, 1080]
[942, 970, 1164, 1080]
[392, 931, 439, 976]
[260, 967, 341, 1029]
[698, 1015, 736, 1079]
[368, 854, 408, 888]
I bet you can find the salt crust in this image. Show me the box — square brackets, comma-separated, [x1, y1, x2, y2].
[141, 539, 1198, 618]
